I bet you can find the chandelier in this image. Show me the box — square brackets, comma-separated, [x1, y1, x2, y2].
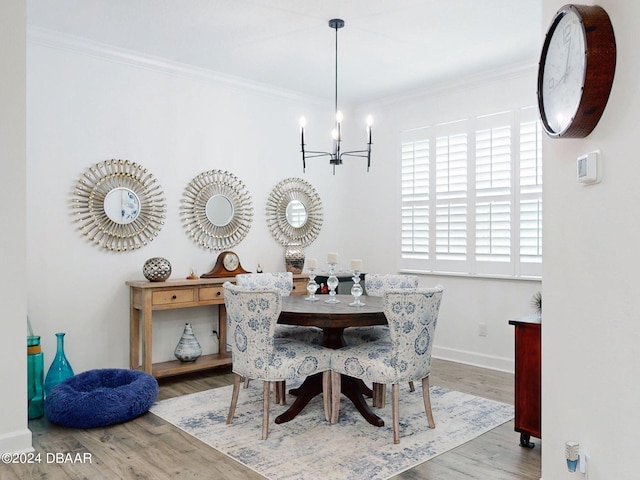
[299, 18, 373, 174]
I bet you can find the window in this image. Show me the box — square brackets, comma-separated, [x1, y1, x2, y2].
[400, 107, 542, 278]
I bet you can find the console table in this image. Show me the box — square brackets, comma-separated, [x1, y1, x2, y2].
[127, 274, 307, 378]
[509, 315, 541, 448]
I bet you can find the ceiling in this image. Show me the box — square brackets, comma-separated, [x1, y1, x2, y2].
[27, 0, 542, 104]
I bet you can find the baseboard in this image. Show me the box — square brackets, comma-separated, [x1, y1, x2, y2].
[0, 428, 33, 454]
[433, 345, 514, 373]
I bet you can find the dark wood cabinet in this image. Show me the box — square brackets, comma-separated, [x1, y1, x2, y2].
[509, 316, 541, 448]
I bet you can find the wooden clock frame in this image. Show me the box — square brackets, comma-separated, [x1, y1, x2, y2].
[201, 251, 250, 278]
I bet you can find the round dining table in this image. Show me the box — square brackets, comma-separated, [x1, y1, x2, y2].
[275, 294, 387, 426]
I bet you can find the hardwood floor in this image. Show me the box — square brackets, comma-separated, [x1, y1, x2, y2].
[10, 359, 540, 479]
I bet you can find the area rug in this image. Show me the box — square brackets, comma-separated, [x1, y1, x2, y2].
[150, 382, 513, 480]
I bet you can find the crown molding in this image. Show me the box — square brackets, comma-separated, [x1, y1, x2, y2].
[27, 26, 325, 105]
[363, 61, 538, 109]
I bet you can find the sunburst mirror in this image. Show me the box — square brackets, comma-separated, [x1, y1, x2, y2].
[266, 177, 323, 247]
[180, 169, 253, 250]
[71, 159, 167, 252]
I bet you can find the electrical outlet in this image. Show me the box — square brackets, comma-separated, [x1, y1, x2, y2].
[478, 323, 487, 337]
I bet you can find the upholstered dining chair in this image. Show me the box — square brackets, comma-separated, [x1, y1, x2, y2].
[343, 273, 419, 345]
[330, 285, 444, 444]
[235, 272, 322, 344]
[223, 282, 332, 440]
[342, 273, 420, 403]
[235, 272, 322, 398]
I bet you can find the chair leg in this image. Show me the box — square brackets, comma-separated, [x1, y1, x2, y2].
[373, 383, 386, 408]
[262, 381, 270, 440]
[322, 371, 331, 422]
[421, 376, 435, 428]
[408, 381, 415, 392]
[392, 383, 400, 444]
[330, 371, 341, 424]
[227, 373, 242, 424]
[275, 381, 287, 405]
[244, 377, 250, 388]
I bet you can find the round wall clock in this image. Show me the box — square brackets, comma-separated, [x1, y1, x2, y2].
[537, 4, 616, 138]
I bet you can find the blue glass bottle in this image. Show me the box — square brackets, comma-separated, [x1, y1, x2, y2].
[44, 332, 74, 397]
[27, 335, 44, 419]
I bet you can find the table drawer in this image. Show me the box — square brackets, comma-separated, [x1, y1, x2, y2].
[199, 285, 225, 302]
[152, 289, 195, 305]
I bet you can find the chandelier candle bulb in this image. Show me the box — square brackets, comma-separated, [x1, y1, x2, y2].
[327, 252, 338, 264]
[350, 259, 363, 271]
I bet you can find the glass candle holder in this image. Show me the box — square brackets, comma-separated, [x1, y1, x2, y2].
[325, 263, 340, 303]
[305, 268, 319, 301]
[349, 271, 365, 306]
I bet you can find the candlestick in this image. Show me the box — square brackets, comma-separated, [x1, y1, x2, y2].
[325, 262, 340, 304]
[305, 268, 319, 302]
[327, 252, 338, 264]
[349, 270, 364, 306]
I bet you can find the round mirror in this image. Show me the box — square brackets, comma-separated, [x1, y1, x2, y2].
[181, 170, 253, 250]
[71, 159, 167, 252]
[103, 187, 140, 225]
[286, 200, 307, 228]
[266, 178, 323, 247]
[206, 194, 234, 227]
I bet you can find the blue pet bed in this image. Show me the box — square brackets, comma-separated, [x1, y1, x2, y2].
[45, 368, 158, 429]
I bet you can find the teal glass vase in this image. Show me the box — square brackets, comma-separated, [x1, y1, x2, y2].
[27, 335, 45, 419]
[44, 332, 74, 397]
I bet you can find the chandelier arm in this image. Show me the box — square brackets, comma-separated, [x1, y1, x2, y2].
[338, 148, 372, 172]
[303, 151, 334, 158]
[339, 150, 370, 157]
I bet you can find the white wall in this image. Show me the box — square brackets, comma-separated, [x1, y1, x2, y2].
[0, 0, 32, 454]
[541, 1, 640, 479]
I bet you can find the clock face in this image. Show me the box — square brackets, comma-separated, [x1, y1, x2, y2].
[223, 252, 239, 271]
[540, 9, 586, 135]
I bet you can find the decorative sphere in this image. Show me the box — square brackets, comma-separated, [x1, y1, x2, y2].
[143, 257, 172, 282]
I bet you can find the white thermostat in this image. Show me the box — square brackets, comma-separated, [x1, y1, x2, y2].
[577, 151, 600, 185]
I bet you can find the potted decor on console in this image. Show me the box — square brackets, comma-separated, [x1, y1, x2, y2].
[174, 323, 202, 363]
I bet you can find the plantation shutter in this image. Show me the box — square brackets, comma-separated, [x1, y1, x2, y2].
[401, 135, 430, 260]
[399, 107, 542, 279]
[519, 108, 543, 275]
[475, 114, 512, 269]
[435, 122, 468, 268]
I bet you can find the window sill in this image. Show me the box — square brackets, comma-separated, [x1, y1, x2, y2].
[398, 269, 542, 282]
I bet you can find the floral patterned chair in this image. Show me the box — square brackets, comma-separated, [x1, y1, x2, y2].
[223, 282, 332, 440]
[235, 272, 323, 396]
[235, 272, 322, 344]
[342, 273, 419, 345]
[342, 273, 420, 402]
[330, 286, 444, 444]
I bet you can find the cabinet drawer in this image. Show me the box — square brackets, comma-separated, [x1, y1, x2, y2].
[152, 289, 195, 305]
[199, 285, 225, 302]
